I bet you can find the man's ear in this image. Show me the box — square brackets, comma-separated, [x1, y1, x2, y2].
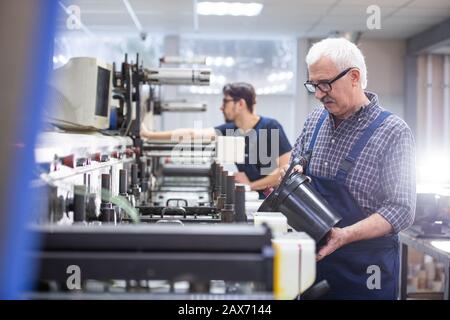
[236, 98, 245, 110]
[349, 69, 360, 87]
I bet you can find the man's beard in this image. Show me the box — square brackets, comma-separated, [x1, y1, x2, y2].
[224, 113, 233, 123]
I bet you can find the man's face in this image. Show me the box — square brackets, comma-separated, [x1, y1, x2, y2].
[220, 94, 238, 123]
[308, 56, 357, 119]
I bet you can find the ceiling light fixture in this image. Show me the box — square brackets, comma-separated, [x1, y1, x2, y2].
[123, 0, 144, 33]
[197, 2, 263, 16]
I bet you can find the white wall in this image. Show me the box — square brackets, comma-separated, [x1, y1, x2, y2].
[359, 39, 406, 118]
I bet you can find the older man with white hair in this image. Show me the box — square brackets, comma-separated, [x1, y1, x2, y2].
[287, 38, 416, 299]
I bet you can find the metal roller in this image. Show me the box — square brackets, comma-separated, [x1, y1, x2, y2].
[144, 68, 211, 86]
[159, 56, 207, 65]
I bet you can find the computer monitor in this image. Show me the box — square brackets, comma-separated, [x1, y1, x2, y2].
[47, 57, 112, 130]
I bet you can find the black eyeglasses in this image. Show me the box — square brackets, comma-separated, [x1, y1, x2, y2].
[222, 98, 237, 105]
[304, 67, 354, 93]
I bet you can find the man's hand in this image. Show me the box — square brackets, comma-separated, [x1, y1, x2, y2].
[277, 164, 303, 185]
[234, 172, 251, 185]
[316, 227, 350, 261]
[316, 214, 394, 261]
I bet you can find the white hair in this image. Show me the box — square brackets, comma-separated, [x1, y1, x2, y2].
[305, 38, 367, 89]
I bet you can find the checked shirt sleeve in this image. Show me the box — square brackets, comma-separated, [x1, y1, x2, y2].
[377, 127, 416, 233]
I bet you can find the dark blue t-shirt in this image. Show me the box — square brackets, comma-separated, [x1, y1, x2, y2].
[215, 117, 292, 197]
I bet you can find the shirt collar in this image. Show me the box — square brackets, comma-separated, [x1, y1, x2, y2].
[360, 91, 378, 114]
[328, 91, 380, 130]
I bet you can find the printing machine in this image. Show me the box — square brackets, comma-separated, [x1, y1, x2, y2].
[27, 53, 317, 300]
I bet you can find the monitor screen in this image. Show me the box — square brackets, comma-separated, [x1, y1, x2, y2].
[95, 66, 111, 117]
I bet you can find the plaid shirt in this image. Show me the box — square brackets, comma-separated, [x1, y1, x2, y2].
[291, 91, 416, 233]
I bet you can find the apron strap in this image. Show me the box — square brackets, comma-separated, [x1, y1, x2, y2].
[304, 109, 328, 172]
[335, 111, 392, 183]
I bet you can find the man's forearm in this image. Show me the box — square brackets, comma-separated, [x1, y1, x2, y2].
[250, 170, 279, 190]
[141, 128, 216, 141]
[344, 213, 393, 244]
[141, 130, 173, 140]
[250, 152, 291, 190]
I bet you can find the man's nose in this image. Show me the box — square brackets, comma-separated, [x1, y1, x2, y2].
[220, 106, 224, 112]
[314, 89, 326, 100]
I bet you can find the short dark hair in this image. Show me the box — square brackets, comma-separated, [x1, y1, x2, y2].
[222, 82, 256, 113]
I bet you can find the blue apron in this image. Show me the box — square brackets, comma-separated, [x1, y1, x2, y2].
[305, 110, 399, 300]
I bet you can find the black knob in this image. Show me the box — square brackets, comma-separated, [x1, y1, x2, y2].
[221, 170, 228, 196]
[99, 203, 115, 223]
[221, 203, 235, 223]
[131, 164, 139, 185]
[234, 184, 247, 222]
[210, 162, 217, 180]
[56, 195, 65, 221]
[119, 169, 127, 195]
[73, 185, 87, 222]
[141, 180, 148, 193]
[101, 174, 111, 203]
[86, 193, 97, 221]
[226, 175, 235, 205]
[216, 165, 223, 193]
[139, 160, 147, 180]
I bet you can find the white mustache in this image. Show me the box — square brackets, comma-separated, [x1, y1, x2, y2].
[322, 97, 335, 104]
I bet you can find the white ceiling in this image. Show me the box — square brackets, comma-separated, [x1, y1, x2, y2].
[57, 0, 450, 40]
